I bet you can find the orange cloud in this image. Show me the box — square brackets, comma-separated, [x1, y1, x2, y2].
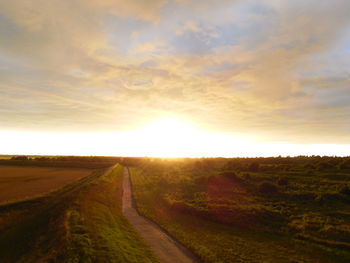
[0, 0, 350, 146]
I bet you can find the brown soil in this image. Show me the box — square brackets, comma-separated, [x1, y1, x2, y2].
[0, 166, 92, 203]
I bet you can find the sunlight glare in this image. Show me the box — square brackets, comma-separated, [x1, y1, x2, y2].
[124, 117, 253, 157]
[1, 118, 349, 157]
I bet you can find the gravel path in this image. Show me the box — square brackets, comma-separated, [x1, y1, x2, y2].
[122, 167, 199, 263]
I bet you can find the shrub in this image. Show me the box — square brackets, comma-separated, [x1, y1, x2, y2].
[277, 177, 289, 186]
[339, 159, 350, 169]
[248, 162, 260, 172]
[219, 171, 237, 180]
[11, 155, 29, 161]
[242, 173, 251, 180]
[282, 165, 291, 171]
[339, 186, 350, 196]
[317, 161, 335, 170]
[306, 170, 314, 176]
[258, 182, 279, 195]
[304, 163, 315, 169]
[314, 193, 324, 203]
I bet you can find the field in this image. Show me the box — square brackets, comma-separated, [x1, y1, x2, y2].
[0, 155, 12, 159]
[128, 157, 350, 263]
[2, 156, 350, 262]
[0, 166, 93, 203]
[0, 160, 160, 262]
[0, 156, 119, 169]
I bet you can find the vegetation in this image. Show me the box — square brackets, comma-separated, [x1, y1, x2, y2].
[0, 167, 108, 262]
[62, 164, 158, 263]
[258, 181, 279, 195]
[0, 163, 158, 263]
[2, 156, 350, 262]
[128, 156, 350, 263]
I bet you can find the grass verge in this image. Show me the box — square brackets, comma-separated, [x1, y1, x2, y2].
[130, 167, 350, 263]
[60, 164, 159, 263]
[0, 165, 159, 263]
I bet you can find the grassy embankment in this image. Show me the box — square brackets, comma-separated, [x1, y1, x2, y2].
[129, 157, 350, 263]
[63, 164, 159, 263]
[0, 164, 159, 263]
[0, 167, 107, 262]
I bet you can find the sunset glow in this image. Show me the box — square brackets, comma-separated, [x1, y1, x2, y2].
[1, 116, 349, 157]
[0, 0, 349, 157]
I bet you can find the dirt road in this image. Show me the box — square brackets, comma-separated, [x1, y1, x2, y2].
[122, 167, 199, 263]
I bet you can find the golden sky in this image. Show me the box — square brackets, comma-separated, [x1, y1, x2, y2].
[0, 0, 349, 156]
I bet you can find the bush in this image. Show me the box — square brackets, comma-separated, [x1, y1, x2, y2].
[306, 170, 314, 176]
[258, 182, 279, 195]
[339, 159, 350, 169]
[248, 162, 260, 172]
[339, 186, 350, 196]
[219, 171, 237, 180]
[277, 177, 289, 186]
[304, 163, 315, 169]
[242, 173, 251, 180]
[11, 155, 29, 161]
[317, 161, 335, 170]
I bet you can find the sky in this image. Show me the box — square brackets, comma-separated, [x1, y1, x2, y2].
[0, 0, 349, 157]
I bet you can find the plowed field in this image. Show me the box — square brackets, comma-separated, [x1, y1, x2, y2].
[0, 166, 92, 203]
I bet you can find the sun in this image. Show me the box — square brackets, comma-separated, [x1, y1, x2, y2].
[130, 117, 203, 157]
[2, 118, 349, 157]
[122, 117, 253, 158]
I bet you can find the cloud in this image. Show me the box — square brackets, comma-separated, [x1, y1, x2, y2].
[0, 0, 108, 75]
[0, 0, 350, 145]
[0, 0, 168, 73]
[84, 0, 167, 22]
[132, 41, 169, 54]
[177, 21, 201, 34]
[207, 0, 350, 99]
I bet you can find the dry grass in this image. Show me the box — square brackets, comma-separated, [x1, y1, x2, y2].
[128, 157, 350, 263]
[0, 165, 159, 262]
[0, 168, 108, 263]
[61, 165, 159, 263]
[0, 166, 92, 203]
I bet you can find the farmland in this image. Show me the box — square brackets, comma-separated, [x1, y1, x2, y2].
[128, 156, 350, 263]
[0, 158, 161, 262]
[0, 155, 12, 159]
[0, 166, 93, 203]
[2, 156, 350, 262]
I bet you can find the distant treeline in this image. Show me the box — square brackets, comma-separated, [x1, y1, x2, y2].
[121, 155, 350, 171]
[0, 156, 121, 169]
[2, 155, 350, 170]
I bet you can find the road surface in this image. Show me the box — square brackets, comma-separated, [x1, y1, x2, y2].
[122, 167, 199, 263]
